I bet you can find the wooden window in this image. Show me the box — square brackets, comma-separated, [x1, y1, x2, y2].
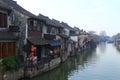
[51, 27, 56, 34]
[37, 22, 42, 32]
[28, 19, 38, 31]
[5, 43, 8, 57]
[0, 43, 2, 58]
[8, 42, 12, 55]
[2, 43, 5, 58]
[0, 13, 7, 28]
[40, 23, 43, 33]
[28, 19, 33, 31]
[47, 26, 51, 33]
[0, 42, 16, 59]
[12, 43, 16, 55]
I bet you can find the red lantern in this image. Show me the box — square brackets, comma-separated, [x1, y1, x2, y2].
[30, 45, 36, 63]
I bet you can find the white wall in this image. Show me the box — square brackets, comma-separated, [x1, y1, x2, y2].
[42, 25, 47, 34]
[70, 36, 78, 42]
[42, 24, 47, 37]
[78, 34, 88, 47]
[64, 28, 70, 36]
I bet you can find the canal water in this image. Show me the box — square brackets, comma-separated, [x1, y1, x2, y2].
[33, 43, 120, 80]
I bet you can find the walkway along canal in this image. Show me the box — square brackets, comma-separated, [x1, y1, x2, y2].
[32, 43, 120, 80]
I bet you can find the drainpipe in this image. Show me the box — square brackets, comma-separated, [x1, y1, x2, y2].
[23, 22, 28, 79]
[24, 23, 28, 45]
[24, 22, 28, 63]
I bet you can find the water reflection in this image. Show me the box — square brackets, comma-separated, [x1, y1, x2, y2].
[33, 48, 97, 80]
[98, 43, 106, 53]
[33, 44, 120, 80]
[115, 44, 120, 53]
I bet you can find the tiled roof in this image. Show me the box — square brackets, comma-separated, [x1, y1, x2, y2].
[38, 14, 49, 21]
[57, 33, 69, 39]
[28, 37, 50, 45]
[28, 37, 61, 46]
[38, 14, 59, 27]
[61, 22, 76, 31]
[73, 27, 81, 31]
[70, 34, 80, 36]
[0, 0, 12, 12]
[51, 19, 64, 28]
[3, 0, 37, 18]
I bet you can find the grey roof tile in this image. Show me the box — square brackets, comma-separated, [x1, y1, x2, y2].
[3, 0, 38, 19]
[0, 0, 12, 12]
[38, 14, 59, 27]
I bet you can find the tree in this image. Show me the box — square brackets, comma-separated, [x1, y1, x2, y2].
[99, 31, 106, 36]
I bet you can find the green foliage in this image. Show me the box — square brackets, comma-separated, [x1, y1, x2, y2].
[112, 33, 120, 40]
[0, 61, 3, 66]
[2, 56, 20, 71]
[0, 61, 3, 69]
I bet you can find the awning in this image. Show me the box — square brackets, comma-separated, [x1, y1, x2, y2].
[50, 41, 62, 46]
[28, 37, 50, 46]
[57, 34, 69, 39]
[28, 37, 62, 46]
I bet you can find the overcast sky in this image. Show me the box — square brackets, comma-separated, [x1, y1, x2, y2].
[15, 0, 120, 36]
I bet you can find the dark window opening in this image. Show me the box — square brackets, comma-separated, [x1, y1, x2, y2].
[0, 13, 7, 28]
[47, 26, 52, 33]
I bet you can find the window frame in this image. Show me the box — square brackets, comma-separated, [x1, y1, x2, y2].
[0, 42, 16, 59]
[0, 10, 8, 29]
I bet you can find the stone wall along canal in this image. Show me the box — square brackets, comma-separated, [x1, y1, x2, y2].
[32, 43, 120, 80]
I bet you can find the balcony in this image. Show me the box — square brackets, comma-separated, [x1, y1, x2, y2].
[0, 32, 19, 40]
[44, 34, 56, 40]
[9, 25, 20, 32]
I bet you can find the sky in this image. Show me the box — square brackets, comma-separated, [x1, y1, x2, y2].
[15, 0, 120, 36]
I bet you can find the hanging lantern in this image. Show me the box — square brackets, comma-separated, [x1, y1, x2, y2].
[30, 45, 36, 63]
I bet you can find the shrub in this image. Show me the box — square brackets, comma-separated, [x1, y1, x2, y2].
[2, 56, 19, 71]
[0, 61, 3, 66]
